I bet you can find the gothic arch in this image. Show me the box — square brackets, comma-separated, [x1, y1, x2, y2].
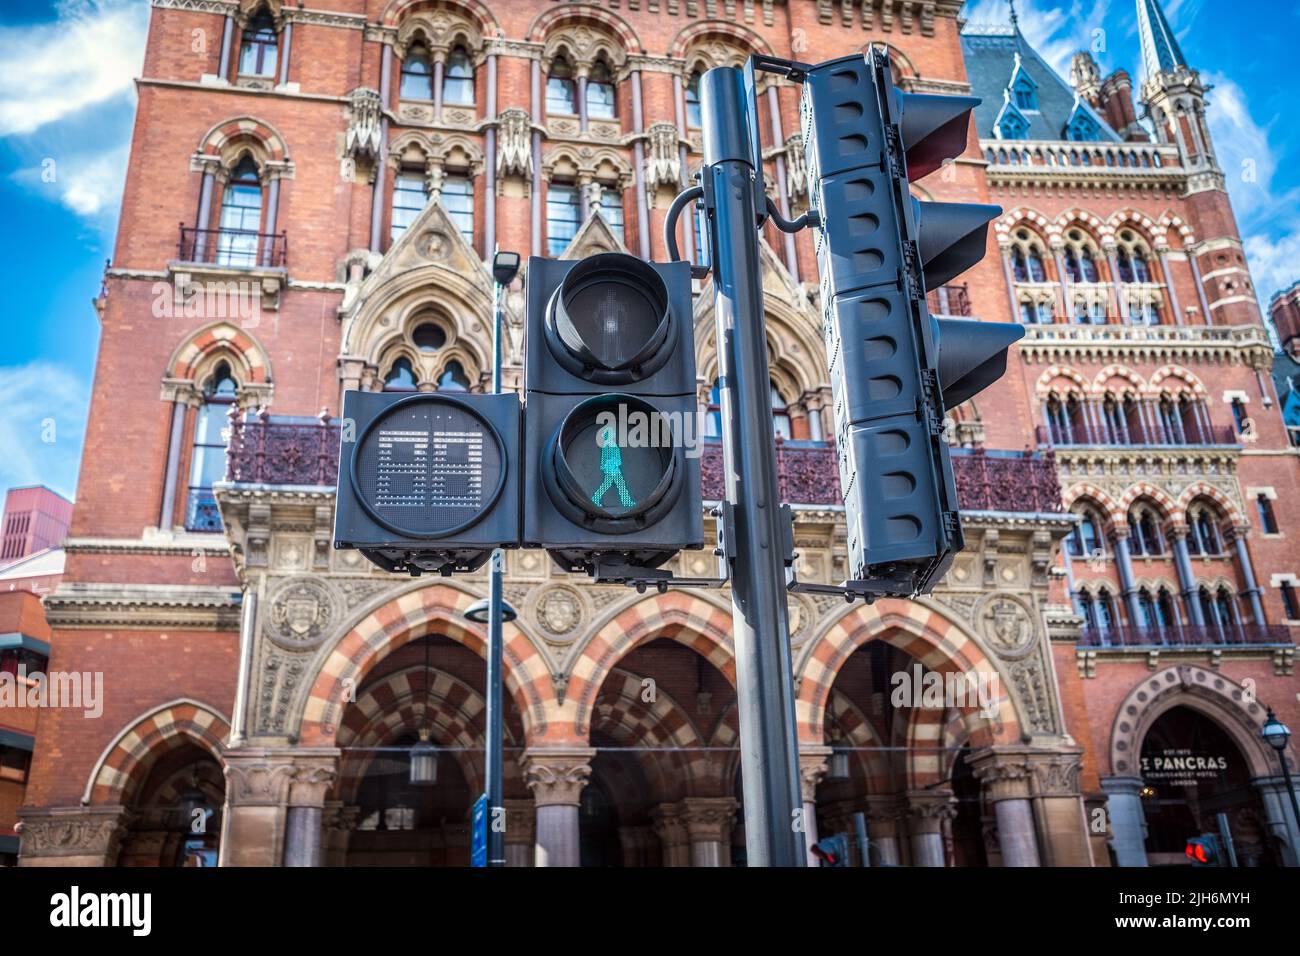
[1149, 364, 1208, 397]
[797, 599, 1016, 750]
[1106, 209, 1162, 248]
[527, 4, 642, 55]
[1035, 365, 1088, 398]
[163, 321, 274, 409]
[1092, 365, 1146, 396]
[1108, 665, 1280, 778]
[1063, 483, 1122, 525]
[1175, 482, 1244, 526]
[381, 0, 500, 38]
[565, 591, 736, 741]
[83, 699, 230, 806]
[392, 4, 486, 60]
[195, 115, 291, 175]
[669, 20, 774, 61]
[299, 583, 551, 746]
[826, 690, 893, 794]
[1117, 483, 1178, 521]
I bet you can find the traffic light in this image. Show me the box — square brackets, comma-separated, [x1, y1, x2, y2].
[523, 253, 702, 577]
[333, 388, 521, 574]
[801, 49, 1024, 596]
[811, 833, 851, 867]
[1185, 834, 1222, 866]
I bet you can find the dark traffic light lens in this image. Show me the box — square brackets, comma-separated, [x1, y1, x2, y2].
[350, 394, 506, 538]
[545, 395, 683, 533]
[546, 253, 674, 384]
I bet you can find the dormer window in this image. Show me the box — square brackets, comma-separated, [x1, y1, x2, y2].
[1065, 102, 1102, 142]
[1013, 76, 1037, 111]
[997, 108, 1029, 141]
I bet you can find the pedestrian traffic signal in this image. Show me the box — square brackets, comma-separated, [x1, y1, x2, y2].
[811, 833, 851, 867]
[333, 389, 521, 574]
[523, 253, 702, 577]
[1185, 834, 1221, 866]
[801, 48, 1023, 596]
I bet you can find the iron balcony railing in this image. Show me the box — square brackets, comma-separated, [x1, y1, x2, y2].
[1079, 624, 1293, 648]
[1037, 422, 1239, 449]
[177, 224, 288, 269]
[224, 419, 1065, 515]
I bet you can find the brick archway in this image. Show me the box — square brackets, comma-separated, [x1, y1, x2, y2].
[299, 584, 551, 746]
[84, 699, 230, 806]
[798, 599, 1016, 750]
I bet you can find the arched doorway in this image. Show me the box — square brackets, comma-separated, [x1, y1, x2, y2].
[335, 633, 527, 866]
[118, 742, 225, 867]
[1138, 705, 1283, 866]
[581, 637, 738, 866]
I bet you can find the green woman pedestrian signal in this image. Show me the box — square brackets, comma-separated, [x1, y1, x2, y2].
[591, 423, 636, 510]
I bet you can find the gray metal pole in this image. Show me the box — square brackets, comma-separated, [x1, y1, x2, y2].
[700, 66, 805, 868]
[486, 268, 506, 867]
[853, 811, 871, 867]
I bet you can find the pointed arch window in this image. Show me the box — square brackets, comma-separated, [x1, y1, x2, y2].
[597, 187, 624, 245]
[400, 44, 434, 101]
[1067, 507, 1103, 558]
[586, 60, 617, 120]
[547, 57, 578, 115]
[383, 357, 418, 391]
[186, 362, 237, 532]
[437, 361, 470, 391]
[685, 70, 703, 128]
[217, 156, 263, 268]
[1128, 505, 1164, 556]
[1137, 588, 1157, 628]
[443, 45, 475, 106]
[1012, 247, 1029, 282]
[238, 11, 279, 78]
[771, 382, 792, 440]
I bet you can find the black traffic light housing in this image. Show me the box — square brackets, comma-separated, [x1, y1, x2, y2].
[1185, 834, 1222, 866]
[524, 254, 703, 575]
[333, 388, 521, 575]
[811, 833, 851, 867]
[802, 49, 1023, 596]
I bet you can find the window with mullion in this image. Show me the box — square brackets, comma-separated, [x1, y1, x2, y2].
[598, 188, 624, 245]
[217, 157, 263, 267]
[443, 46, 475, 106]
[238, 14, 278, 78]
[547, 60, 578, 115]
[546, 183, 580, 256]
[401, 45, 434, 101]
[586, 61, 617, 120]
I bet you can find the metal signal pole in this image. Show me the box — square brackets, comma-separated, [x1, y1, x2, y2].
[698, 66, 805, 867]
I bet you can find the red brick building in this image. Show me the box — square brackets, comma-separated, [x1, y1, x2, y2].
[15, 0, 1298, 867]
[0, 487, 73, 566]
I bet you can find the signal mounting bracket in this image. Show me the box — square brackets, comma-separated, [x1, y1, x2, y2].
[592, 505, 735, 592]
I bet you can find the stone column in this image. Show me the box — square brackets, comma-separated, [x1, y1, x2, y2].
[276, 21, 292, 86]
[1188, 251, 1214, 325]
[218, 14, 235, 79]
[971, 753, 1041, 867]
[1158, 249, 1183, 324]
[630, 69, 651, 260]
[863, 797, 902, 865]
[1227, 526, 1266, 625]
[283, 755, 339, 867]
[431, 50, 445, 120]
[576, 68, 589, 133]
[16, 805, 133, 867]
[503, 798, 536, 867]
[369, 42, 393, 253]
[484, 54, 497, 257]
[682, 797, 738, 867]
[1111, 530, 1144, 627]
[523, 748, 593, 867]
[1100, 776, 1149, 867]
[1000, 247, 1022, 322]
[1170, 526, 1206, 626]
[905, 790, 956, 866]
[800, 746, 831, 867]
[530, 59, 542, 254]
[767, 85, 798, 278]
[650, 803, 691, 867]
[1027, 750, 1094, 866]
[219, 749, 295, 866]
[1253, 775, 1300, 867]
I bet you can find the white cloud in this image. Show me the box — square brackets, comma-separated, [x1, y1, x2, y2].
[0, 0, 149, 137]
[0, 361, 90, 501]
[9, 141, 131, 218]
[961, 0, 1113, 75]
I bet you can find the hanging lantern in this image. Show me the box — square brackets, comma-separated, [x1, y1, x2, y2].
[827, 728, 851, 781]
[410, 727, 439, 786]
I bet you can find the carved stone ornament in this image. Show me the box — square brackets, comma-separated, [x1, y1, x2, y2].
[978, 594, 1037, 659]
[344, 88, 384, 162]
[267, 576, 338, 649]
[536, 585, 584, 641]
[524, 751, 594, 807]
[785, 133, 808, 199]
[496, 109, 533, 180]
[644, 122, 682, 192]
[15, 807, 131, 860]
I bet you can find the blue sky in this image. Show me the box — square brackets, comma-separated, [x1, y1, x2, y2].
[1, 0, 1297, 507]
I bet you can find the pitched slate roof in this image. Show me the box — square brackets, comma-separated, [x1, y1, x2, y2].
[960, 24, 1121, 143]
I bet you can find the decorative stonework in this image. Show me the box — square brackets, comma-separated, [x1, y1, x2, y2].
[535, 585, 585, 642]
[977, 594, 1037, 659]
[267, 577, 338, 650]
[644, 122, 682, 193]
[523, 749, 595, 807]
[15, 806, 133, 863]
[343, 88, 383, 163]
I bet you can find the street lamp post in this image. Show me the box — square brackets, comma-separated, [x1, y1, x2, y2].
[467, 248, 521, 868]
[1261, 708, 1300, 853]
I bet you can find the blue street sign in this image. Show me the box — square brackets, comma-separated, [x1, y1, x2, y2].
[471, 793, 489, 868]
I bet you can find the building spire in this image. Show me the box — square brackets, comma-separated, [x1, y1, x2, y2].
[1007, 0, 1018, 29]
[1136, 0, 1189, 79]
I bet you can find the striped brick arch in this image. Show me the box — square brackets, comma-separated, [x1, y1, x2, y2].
[1175, 482, 1244, 526]
[527, 5, 643, 51]
[593, 669, 712, 798]
[1063, 482, 1123, 525]
[567, 591, 735, 741]
[335, 667, 516, 802]
[196, 115, 289, 164]
[1117, 482, 1179, 520]
[798, 600, 1016, 751]
[300, 584, 551, 746]
[1149, 364, 1208, 397]
[165, 322, 271, 385]
[382, 0, 501, 36]
[669, 20, 775, 59]
[1035, 365, 1088, 398]
[84, 700, 230, 806]
[826, 691, 892, 794]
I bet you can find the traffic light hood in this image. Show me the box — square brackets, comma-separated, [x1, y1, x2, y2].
[935, 318, 1026, 409]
